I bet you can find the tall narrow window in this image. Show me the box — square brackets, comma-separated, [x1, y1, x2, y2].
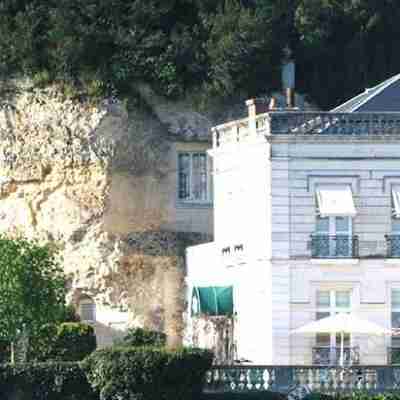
[314, 216, 353, 258]
[313, 184, 357, 258]
[79, 297, 96, 323]
[391, 290, 400, 363]
[389, 188, 400, 258]
[178, 152, 210, 202]
[315, 290, 351, 365]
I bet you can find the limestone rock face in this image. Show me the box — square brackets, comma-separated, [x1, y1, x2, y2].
[0, 82, 201, 346]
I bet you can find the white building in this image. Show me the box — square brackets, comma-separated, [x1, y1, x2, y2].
[186, 74, 400, 366]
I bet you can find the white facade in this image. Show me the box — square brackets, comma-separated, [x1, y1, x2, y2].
[186, 103, 400, 366]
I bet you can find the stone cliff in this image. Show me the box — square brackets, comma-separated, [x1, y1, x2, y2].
[0, 80, 209, 347]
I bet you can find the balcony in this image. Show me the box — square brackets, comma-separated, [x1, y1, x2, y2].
[312, 346, 360, 366]
[385, 235, 400, 258]
[310, 235, 359, 259]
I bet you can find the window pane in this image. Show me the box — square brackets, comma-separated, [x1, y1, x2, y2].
[80, 302, 95, 322]
[336, 216, 349, 232]
[178, 154, 190, 199]
[192, 154, 201, 200]
[316, 312, 330, 320]
[393, 290, 400, 308]
[335, 291, 350, 308]
[393, 219, 400, 233]
[335, 333, 350, 347]
[316, 333, 330, 346]
[316, 217, 329, 233]
[317, 291, 330, 307]
[199, 154, 207, 200]
[392, 312, 400, 329]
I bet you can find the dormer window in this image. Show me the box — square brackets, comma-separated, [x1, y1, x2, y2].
[178, 152, 211, 202]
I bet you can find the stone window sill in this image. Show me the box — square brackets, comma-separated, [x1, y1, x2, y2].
[384, 258, 400, 265]
[176, 201, 213, 209]
[310, 258, 360, 265]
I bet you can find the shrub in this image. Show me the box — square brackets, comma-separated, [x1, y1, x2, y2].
[83, 346, 214, 400]
[121, 327, 167, 347]
[0, 362, 97, 400]
[30, 322, 96, 362]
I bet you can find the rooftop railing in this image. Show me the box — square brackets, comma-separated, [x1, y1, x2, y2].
[212, 112, 400, 148]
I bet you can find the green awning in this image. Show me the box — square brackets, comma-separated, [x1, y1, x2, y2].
[191, 286, 233, 316]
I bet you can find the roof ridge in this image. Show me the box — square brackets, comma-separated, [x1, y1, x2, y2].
[331, 73, 400, 113]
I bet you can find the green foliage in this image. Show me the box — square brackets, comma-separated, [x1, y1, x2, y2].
[121, 327, 167, 347]
[30, 322, 96, 362]
[0, 362, 97, 400]
[1, 0, 400, 107]
[83, 346, 213, 400]
[0, 237, 67, 350]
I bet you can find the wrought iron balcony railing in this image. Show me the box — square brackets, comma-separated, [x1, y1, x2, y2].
[385, 235, 400, 258]
[310, 234, 359, 259]
[312, 346, 360, 366]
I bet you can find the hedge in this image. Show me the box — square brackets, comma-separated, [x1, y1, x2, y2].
[0, 362, 97, 400]
[121, 327, 167, 347]
[30, 322, 96, 362]
[83, 346, 214, 400]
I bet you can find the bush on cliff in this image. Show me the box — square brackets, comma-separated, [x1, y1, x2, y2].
[120, 327, 167, 347]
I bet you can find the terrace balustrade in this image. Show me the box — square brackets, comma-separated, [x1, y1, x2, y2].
[205, 365, 400, 394]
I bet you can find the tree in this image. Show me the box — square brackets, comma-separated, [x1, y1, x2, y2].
[0, 236, 67, 363]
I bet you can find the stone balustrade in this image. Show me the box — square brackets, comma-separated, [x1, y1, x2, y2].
[205, 365, 400, 394]
[212, 112, 400, 148]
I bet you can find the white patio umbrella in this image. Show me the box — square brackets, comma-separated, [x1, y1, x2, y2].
[292, 313, 391, 367]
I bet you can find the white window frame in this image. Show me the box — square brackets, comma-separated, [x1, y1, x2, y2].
[315, 216, 353, 257]
[316, 290, 352, 357]
[177, 152, 212, 204]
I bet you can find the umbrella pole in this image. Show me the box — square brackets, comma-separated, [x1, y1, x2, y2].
[340, 331, 344, 368]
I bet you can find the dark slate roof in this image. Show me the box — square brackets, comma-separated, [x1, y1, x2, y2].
[332, 74, 400, 112]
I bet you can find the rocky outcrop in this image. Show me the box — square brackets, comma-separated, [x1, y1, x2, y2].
[0, 80, 206, 346]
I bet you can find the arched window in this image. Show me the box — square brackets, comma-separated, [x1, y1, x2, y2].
[79, 296, 96, 323]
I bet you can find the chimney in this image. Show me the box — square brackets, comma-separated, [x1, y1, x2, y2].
[282, 47, 295, 108]
[245, 98, 269, 118]
[269, 96, 276, 110]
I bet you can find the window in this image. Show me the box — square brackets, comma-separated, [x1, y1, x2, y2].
[392, 290, 400, 347]
[314, 216, 353, 257]
[79, 297, 96, 323]
[392, 186, 400, 218]
[388, 191, 400, 257]
[178, 153, 211, 202]
[315, 290, 351, 364]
